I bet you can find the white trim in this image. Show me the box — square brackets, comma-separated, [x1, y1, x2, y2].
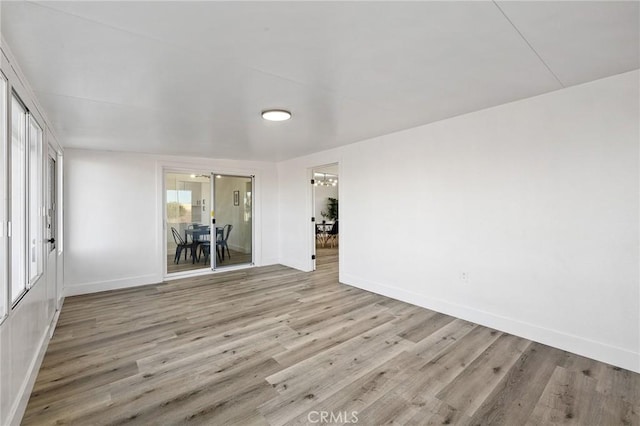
[281, 260, 313, 273]
[261, 257, 279, 267]
[342, 273, 640, 373]
[6, 307, 61, 426]
[63, 274, 161, 297]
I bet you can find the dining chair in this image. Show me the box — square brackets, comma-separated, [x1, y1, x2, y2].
[198, 241, 211, 263]
[326, 220, 339, 248]
[316, 222, 325, 246]
[192, 226, 210, 262]
[216, 224, 233, 261]
[171, 227, 195, 264]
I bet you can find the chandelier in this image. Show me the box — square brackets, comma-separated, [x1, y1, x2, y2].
[314, 173, 338, 187]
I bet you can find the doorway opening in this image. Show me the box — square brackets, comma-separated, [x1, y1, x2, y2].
[312, 164, 339, 270]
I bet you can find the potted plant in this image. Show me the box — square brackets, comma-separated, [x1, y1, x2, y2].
[326, 198, 338, 221]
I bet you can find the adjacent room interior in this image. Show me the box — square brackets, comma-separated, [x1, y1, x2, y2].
[0, 1, 638, 425]
[313, 163, 339, 270]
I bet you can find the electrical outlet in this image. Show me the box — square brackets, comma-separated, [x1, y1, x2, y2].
[461, 272, 469, 283]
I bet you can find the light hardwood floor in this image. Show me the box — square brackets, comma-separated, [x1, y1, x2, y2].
[24, 247, 639, 425]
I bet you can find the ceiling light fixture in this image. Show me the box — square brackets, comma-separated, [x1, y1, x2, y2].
[261, 109, 291, 121]
[314, 173, 338, 187]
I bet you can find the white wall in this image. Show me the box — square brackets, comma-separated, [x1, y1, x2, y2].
[64, 149, 279, 295]
[0, 39, 64, 426]
[278, 70, 640, 373]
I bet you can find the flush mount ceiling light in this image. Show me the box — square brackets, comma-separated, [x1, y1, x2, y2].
[261, 109, 291, 121]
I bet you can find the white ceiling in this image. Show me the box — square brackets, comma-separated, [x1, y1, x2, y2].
[314, 164, 339, 177]
[2, 1, 638, 161]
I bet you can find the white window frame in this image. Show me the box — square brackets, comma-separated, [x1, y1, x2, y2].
[28, 114, 44, 287]
[10, 91, 28, 305]
[9, 89, 45, 306]
[0, 71, 7, 323]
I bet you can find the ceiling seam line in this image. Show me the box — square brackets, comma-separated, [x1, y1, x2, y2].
[492, 1, 565, 88]
[25, 0, 395, 113]
[32, 89, 175, 113]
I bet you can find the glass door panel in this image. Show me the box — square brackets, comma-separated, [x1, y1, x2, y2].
[165, 171, 212, 274]
[213, 174, 253, 268]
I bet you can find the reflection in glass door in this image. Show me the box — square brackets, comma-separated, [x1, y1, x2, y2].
[165, 172, 212, 275]
[212, 174, 253, 269]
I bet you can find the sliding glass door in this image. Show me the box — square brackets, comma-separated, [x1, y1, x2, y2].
[164, 170, 254, 276]
[212, 174, 253, 269]
[165, 171, 212, 275]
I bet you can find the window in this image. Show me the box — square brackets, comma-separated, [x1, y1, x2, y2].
[9, 92, 45, 303]
[10, 94, 27, 303]
[28, 116, 43, 285]
[0, 73, 6, 321]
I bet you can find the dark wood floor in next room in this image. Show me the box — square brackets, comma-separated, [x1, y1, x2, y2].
[23, 247, 639, 425]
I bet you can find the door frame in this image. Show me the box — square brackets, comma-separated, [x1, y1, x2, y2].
[309, 162, 340, 272]
[159, 165, 258, 280]
[211, 173, 255, 271]
[46, 144, 59, 313]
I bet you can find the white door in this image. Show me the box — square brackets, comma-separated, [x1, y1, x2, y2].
[45, 148, 58, 314]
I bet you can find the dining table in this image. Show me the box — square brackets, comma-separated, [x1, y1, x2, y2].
[184, 226, 224, 263]
[184, 226, 209, 264]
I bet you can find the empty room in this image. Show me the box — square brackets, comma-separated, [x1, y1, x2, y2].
[0, 1, 638, 425]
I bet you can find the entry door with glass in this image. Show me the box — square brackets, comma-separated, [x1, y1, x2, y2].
[46, 149, 58, 314]
[212, 174, 253, 269]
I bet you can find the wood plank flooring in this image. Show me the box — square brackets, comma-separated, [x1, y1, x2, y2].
[24, 247, 639, 425]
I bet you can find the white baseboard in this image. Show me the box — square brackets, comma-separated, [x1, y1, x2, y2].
[280, 258, 313, 273]
[8, 309, 61, 426]
[341, 273, 640, 373]
[64, 274, 162, 296]
[259, 257, 279, 267]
